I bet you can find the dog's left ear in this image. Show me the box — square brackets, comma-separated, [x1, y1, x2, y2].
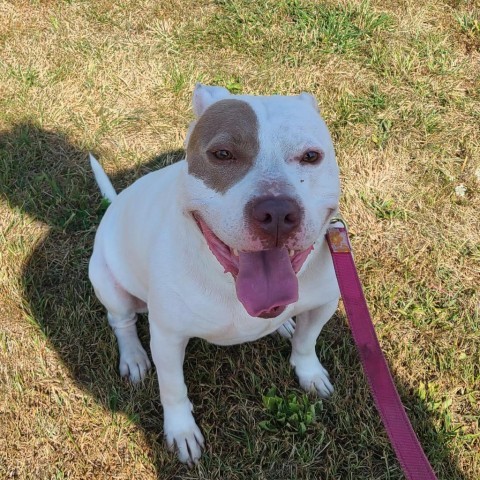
[298, 92, 320, 112]
[193, 83, 231, 117]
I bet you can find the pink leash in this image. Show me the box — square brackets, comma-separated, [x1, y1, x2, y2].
[326, 222, 438, 480]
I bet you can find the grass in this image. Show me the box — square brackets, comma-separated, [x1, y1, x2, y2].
[0, 0, 479, 478]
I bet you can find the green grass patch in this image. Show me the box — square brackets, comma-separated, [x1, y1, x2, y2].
[185, 0, 393, 63]
[260, 387, 323, 436]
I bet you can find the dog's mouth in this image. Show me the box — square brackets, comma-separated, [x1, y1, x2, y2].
[193, 214, 313, 319]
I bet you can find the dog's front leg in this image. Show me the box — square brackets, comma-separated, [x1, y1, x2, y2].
[290, 299, 338, 398]
[149, 324, 205, 466]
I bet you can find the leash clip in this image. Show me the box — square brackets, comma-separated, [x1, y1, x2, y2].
[329, 216, 347, 229]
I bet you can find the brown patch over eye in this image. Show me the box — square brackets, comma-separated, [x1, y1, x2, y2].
[187, 99, 259, 193]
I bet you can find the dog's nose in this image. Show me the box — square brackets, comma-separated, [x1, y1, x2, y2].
[251, 196, 301, 240]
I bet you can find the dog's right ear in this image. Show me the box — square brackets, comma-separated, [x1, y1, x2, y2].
[192, 83, 231, 117]
[298, 92, 320, 112]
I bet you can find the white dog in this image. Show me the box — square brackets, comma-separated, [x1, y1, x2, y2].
[89, 84, 341, 465]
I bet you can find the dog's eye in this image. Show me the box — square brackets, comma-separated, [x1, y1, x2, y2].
[301, 151, 322, 164]
[213, 150, 234, 160]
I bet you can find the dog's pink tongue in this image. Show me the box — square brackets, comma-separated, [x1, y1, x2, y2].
[236, 247, 298, 317]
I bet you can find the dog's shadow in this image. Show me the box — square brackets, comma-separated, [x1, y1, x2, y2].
[0, 123, 467, 479]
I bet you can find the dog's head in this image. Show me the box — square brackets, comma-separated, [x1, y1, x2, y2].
[184, 84, 340, 319]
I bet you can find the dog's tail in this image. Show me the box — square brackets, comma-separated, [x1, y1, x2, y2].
[89, 153, 117, 202]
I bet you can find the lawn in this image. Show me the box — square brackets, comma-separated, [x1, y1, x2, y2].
[0, 0, 479, 478]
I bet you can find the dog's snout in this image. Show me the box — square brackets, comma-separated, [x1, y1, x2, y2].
[250, 196, 301, 241]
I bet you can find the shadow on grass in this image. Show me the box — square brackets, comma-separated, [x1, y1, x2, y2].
[0, 122, 468, 479]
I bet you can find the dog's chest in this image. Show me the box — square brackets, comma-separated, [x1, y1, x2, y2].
[197, 308, 292, 346]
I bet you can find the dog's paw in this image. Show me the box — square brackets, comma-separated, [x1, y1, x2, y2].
[119, 345, 152, 383]
[290, 354, 333, 398]
[164, 403, 205, 467]
[275, 317, 296, 339]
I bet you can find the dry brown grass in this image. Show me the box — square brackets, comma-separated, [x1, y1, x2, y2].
[1, 0, 479, 478]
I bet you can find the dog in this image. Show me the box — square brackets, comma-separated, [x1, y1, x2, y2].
[88, 84, 341, 465]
